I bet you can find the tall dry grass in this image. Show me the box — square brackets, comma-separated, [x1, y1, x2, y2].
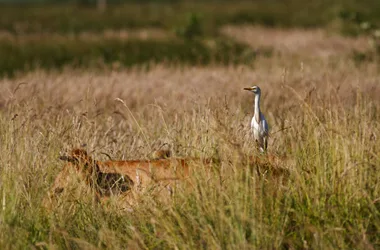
[0, 34, 379, 248]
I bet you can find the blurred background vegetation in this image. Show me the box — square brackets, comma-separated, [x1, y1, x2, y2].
[0, 0, 380, 76]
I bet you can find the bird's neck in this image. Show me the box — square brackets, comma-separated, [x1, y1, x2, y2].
[254, 94, 261, 122]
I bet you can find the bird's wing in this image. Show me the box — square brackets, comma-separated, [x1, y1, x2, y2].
[261, 115, 269, 135]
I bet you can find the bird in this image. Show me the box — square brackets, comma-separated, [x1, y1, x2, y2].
[244, 85, 269, 152]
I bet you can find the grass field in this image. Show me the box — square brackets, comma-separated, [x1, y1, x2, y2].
[0, 2, 379, 249]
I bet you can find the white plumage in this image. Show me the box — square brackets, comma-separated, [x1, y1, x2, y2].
[244, 85, 269, 152]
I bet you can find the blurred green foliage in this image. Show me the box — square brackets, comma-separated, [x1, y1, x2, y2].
[0, 37, 268, 76]
[0, 1, 379, 34]
[1, 0, 380, 75]
[175, 12, 203, 41]
[351, 23, 380, 63]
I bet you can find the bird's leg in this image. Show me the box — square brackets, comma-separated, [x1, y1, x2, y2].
[263, 137, 268, 153]
[255, 140, 264, 153]
[255, 140, 266, 154]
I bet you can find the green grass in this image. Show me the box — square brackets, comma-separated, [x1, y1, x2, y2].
[1, 0, 380, 76]
[1, 1, 380, 34]
[0, 36, 266, 77]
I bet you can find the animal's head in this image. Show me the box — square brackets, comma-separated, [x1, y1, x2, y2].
[43, 163, 90, 211]
[44, 148, 140, 211]
[43, 149, 99, 210]
[243, 85, 261, 95]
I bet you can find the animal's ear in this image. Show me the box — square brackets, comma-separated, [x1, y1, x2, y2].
[59, 148, 91, 163]
[71, 149, 89, 159]
[70, 148, 93, 165]
[59, 149, 92, 166]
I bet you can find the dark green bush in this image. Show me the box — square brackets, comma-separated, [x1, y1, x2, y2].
[1, 1, 380, 35]
[0, 37, 260, 76]
[175, 12, 203, 41]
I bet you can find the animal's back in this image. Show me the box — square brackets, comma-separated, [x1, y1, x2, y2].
[97, 158, 190, 183]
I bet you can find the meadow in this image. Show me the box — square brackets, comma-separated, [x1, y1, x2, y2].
[0, 1, 379, 249]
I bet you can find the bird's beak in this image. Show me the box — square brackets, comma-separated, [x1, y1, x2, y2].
[243, 87, 253, 91]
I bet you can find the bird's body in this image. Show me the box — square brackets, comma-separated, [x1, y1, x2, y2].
[250, 111, 269, 151]
[244, 85, 269, 152]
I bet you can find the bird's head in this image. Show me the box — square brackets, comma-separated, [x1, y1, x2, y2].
[243, 85, 261, 95]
